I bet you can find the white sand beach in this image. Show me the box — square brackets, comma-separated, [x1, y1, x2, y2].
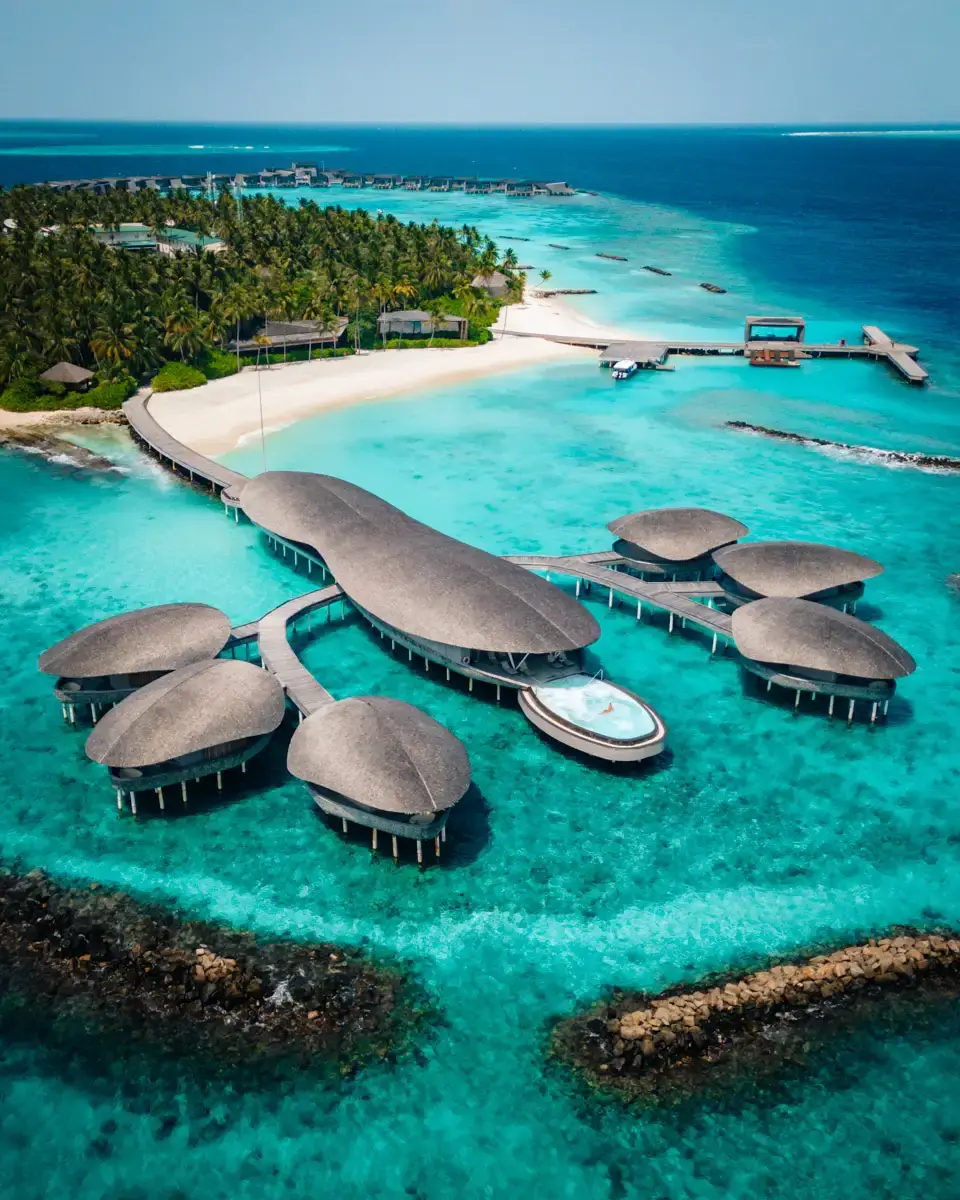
[147, 288, 628, 456]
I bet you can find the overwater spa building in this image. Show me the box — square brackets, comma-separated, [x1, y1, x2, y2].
[39, 602, 232, 723]
[288, 696, 472, 863]
[713, 540, 883, 610]
[239, 471, 666, 763]
[85, 658, 286, 813]
[608, 507, 748, 580]
[731, 597, 916, 721]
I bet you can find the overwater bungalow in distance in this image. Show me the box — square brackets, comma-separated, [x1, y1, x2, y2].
[288, 696, 471, 863]
[731, 597, 916, 721]
[85, 659, 286, 813]
[38, 602, 232, 723]
[238, 471, 667, 763]
[608, 507, 749, 580]
[712, 541, 883, 610]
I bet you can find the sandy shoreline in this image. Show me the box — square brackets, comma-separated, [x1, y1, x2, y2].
[0, 289, 629, 455]
[149, 288, 628, 456]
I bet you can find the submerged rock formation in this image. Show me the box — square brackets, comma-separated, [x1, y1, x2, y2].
[0, 868, 419, 1073]
[552, 932, 960, 1103]
[0, 429, 121, 471]
[726, 421, 960, 472]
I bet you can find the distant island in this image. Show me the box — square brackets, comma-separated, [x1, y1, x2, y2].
[0, 183, 524, 412]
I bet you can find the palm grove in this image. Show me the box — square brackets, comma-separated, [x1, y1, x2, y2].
[0, 185, 522, 407]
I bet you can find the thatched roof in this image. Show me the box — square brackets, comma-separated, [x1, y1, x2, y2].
[239, 472, 599, 653]
[39, 603, 231, 678]
[287, 696, 470, 815]
[608, 507, 747, 563]
[713, 540, 883, 598]
[40, 362, 94, 385]
[732, 598, 915, 679]
[85, 659, 285, 767]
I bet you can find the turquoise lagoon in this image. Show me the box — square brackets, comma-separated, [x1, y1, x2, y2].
[3, 186, 960, 1198]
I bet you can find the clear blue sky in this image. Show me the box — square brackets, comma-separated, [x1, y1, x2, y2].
[1, 0, 957, 124]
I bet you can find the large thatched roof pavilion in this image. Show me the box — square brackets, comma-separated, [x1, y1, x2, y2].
[608, 507, 748, 578]
[39, 602, 232, 722]
[731, 597, 915, 721]
[86, 658, 286, 813]
[239, 471, 599, 654]
[288, 695, 471, 864]
[713, 540, 883, 608]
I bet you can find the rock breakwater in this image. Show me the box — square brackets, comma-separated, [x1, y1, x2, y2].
[0, 868, 420, 1073]
[552, 931, 960, 1103]
[726, 420, 960, 472]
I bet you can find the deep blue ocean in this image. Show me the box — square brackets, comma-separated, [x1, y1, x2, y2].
[2, 123, 960, 1199]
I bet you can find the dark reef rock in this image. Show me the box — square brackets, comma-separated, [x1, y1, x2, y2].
[726, 421, 960, 472]
[0, 430, 121, 471]
[551, 931, 960, 1105]
[0, 867, 421, 1074]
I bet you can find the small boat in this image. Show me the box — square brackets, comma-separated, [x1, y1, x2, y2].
[700, 282, 727, 294]
[612, 359, 638, 380]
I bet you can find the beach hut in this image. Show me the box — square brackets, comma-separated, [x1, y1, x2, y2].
[608, 507, 748, 580]
[39, 602, 232, 724]
[288, 696, 471, 864]
[39, 362, 94, 390]
[376, 310, 468, 341]
[713, 540, 882, 609]
[471, 271, 510, 298]
[731, 597, 915, 721]
[86, 658, 286, 813]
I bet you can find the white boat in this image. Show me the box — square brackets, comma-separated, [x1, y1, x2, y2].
[518, 674, 666, 762]
[612, 359, 637, 380]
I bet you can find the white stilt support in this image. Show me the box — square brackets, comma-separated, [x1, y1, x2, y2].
[435, 835, 441, 859]
[766, 678, 772, 692]
[668, 613, 674, 634]
[441, 826, 447, 843]
[828, 694, 835, 717]
[794, 690, 800, 710]
[637, 600, 642, 620]
[496, 685, 501, 704]
[882, 699, 889, 719]
[871, 702, 878, 724]
[181, 780, 188, 804]
[847, 699, 855, 723]
[68, 704, 75, 725]
[712, 633, 719, 655]
[342, 817, 348, 833]
[372, 828, 378, 851]
[116, 789, 123, 811]
[216, 771, 223, 791]
[241, 760, 247, 773]
[469, 677, 474, 693]
[417, 839, 423, 867]
[392, 835, 399, 862]
[576, 579, 581, 597]
[408, 649, 413, 662]
[156, 787, 165, 811]
[61, 704, 67, 722]
[130, 793, 137, 815]
[446, 667, 450, 681]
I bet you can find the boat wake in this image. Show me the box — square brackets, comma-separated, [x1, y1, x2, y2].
[725, 421, 960, 473]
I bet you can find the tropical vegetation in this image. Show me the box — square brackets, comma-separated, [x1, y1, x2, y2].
[0, 185, 521, 407]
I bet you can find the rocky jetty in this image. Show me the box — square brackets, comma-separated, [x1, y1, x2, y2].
[0, 868, 420, 1073]
[597, 252, 628, 262]
[552, 932, 960, 1103]
[0, 426, 122, 471]
[726, 420, 960, 472]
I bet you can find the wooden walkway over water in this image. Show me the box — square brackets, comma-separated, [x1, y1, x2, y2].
[256, 585, 344, 715]
[508, 553, 735, 650]
[123, 392, 248, 493]
[507, 324, 929, 384]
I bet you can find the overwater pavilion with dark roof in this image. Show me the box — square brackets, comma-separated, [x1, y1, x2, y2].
[38, 602, 232, 723]
[712, 540, 883, 610]
[85, 658, 286, 813]
[608, 507, 749, 580]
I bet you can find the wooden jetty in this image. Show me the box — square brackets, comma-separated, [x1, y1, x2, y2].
[503, 323, 930, 385]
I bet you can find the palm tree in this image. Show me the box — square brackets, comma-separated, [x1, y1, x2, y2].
[539, 269, 552, 284]
[221, 283, 255, 372]
[500, 274, 525, 340]
[425, 297, 449, 346]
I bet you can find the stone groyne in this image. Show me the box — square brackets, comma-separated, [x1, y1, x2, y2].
[726, 420, 960, 472]
[552, 932, 960, 1103]
[0, 868, 420, 1073]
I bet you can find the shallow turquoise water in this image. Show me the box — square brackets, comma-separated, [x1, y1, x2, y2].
[3, 188, 960, 1198]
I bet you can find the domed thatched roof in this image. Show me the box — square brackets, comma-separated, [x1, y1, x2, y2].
[713, 540, 882, 598]
[608, 507, 747, 562]
[39, 603, 231, 678]
[240, 471, 599, 654]
[732, 598, 915, 679]
[85, 659, 286, 767]
[287, 696, 470, 815]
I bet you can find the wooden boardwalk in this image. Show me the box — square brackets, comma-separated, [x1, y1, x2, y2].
[256, 586, 344, 715]
[507, 553, 734, 647]
[123, 392, 249, 492]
